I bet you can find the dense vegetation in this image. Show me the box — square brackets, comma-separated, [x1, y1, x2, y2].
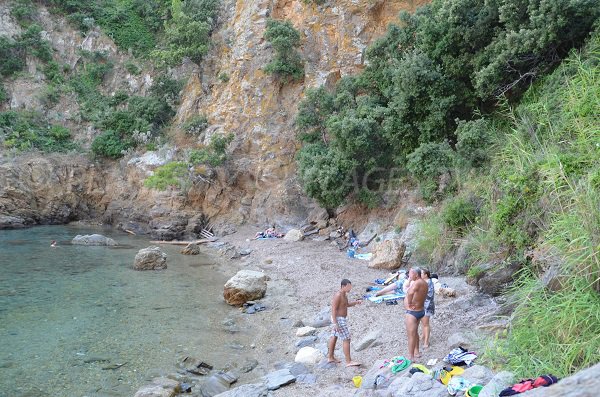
[296, 0, 599, 207]
[416, 34, 600, 379]
[1, 0, 221, 157]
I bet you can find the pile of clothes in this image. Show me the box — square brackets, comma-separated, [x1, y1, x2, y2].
[499, 375, 559, 395]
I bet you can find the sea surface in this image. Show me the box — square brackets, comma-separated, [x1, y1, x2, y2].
[0, 225, 253, 397]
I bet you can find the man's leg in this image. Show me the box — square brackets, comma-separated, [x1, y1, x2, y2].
[343, 339, 361, 367]
[404, 313, 418, 360]
[414, 317, 422, 358]
[422, 316, 430, 348]
[327, 336, 340, 363]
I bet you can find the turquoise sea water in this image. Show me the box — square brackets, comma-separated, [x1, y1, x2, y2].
[0, 225, 252, 397]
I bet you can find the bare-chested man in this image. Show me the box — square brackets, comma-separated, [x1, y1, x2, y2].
[327, 279, 362, 367]
[404, 267, 428, 361]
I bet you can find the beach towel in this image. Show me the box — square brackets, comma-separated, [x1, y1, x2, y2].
[367, 292, 405, 303]
[443, 346, 478, 366]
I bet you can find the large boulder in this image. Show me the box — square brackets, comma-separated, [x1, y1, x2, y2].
[133, 377, 179, 397]
[358, 222, 381, 246]
[390, 372, 448, 397]
[72, 234, 117, 246]
[478, 261, 521, 296]
[223, 270, 268, 306]
[294, 347, 324, 365]
[283, 229, 304, 242]
[369, 239, 406, 270]
[133, 246, 167, 270]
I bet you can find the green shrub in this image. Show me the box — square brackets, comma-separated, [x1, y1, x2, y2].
[0, 36, 26, 77]
[19, 24, 53, 62]
[10, 0, 37, 26]
[124, 61, 141, 75]
[455, 118, 493, 168]
[217, 72, 229, 82]
[406, 141, 454, 200]
[39, 84, 62, 106]
[91, 129, 135, 158]
[183, 115, 209, 135]
[144, 161, 188, 190]
[189, 133, 234, 166]
[0, 110, 75, 152]
[154, 0, 219, 65]
[466, 265, 484, 279]
[0, 84, 8, 103]
[264, 19, 304, 82]
[442, 196, 478, 231]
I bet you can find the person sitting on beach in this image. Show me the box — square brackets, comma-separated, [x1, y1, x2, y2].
[373, 271, 410, 297]
[253, 226, 284, 240]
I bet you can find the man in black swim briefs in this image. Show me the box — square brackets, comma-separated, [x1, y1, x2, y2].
[404, 267, 428, 361]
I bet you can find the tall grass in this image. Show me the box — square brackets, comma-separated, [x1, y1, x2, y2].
[485, 32, 600, 377]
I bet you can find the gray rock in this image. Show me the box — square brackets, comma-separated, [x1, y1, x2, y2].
[239, 248, 252, 256]
[263, 369, 296, 390]
[478, 261, 521, 296]
[287, 362, 310, 376]
[361, 360, 394, 390]
[223, 270, 268, 306]
[354, 330, 382, 352]
[303, 307, 331, 328]
[238, 358, 259, 374]
[133, 377, 180, 397]
[358, 222, 381, 246]
[283, 229, 304, 242]
[133, 246, 167, 270]
[213, 382, 269, 397]
[517, 362, 600, 396]
[72, 234, 117, 246]
[480, 371, 515, 397]
[390, 372, 448, 397]
[462, 365, 494, 385]
[181, 243, 201, 255]
[296, 373, 317, 384]
[295, 336, 318, 348]
[0, 215, 27, 229]
[446, 331, 475, 350]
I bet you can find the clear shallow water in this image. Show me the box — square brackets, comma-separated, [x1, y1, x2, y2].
[0, 225, 253, 397]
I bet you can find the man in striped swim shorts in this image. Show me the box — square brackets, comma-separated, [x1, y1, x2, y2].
[327, 279, 362, 367]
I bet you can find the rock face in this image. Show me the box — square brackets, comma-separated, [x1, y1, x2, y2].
[72, 234, 117, 246]
[369, 239, 406, 270]
[133, 246, 167, 270]
[0, 215, 28, 229]
[223, 270, 268, 306]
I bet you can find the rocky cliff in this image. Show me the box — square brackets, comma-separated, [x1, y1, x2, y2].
[0, 0, 426, 235]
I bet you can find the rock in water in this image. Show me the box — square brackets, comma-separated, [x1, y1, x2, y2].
[181, 243, 200, 255]
[133, 246, 167, 270]
[223, 270, 268, 306]
[133, 377, 180, 397]
[72, 234, 117, 246]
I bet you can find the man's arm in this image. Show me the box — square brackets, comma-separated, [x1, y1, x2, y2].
[406, 286, 415, 310]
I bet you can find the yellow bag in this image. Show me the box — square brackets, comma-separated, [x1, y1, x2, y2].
[412, 364, 431, 375]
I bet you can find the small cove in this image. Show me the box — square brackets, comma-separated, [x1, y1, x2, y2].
[0, 225, 255, 397]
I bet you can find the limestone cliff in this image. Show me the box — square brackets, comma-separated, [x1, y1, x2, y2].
[0, 0, 426, 235]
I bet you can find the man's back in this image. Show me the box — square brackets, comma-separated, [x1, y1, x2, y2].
[408, 279, 428, 311]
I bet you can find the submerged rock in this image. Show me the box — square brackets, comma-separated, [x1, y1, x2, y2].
[133, 377, 180, 397]
[72, 234, 117, 246]
[133, 246, 167, 270]
[223, 270, 268, 306]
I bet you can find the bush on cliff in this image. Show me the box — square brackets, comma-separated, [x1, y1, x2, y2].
[264, 19, 304, 82]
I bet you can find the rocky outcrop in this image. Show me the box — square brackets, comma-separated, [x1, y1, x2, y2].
[71, 234, 117, 246]
[223, 270, 268, 306]
[369, 239, 406, 270]
[133, 246, 167, 270]
[0, 215, 28, 229]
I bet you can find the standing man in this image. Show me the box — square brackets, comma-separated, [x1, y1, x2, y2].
[404, 267, 428, 361]
[327, 279, 362, 367]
